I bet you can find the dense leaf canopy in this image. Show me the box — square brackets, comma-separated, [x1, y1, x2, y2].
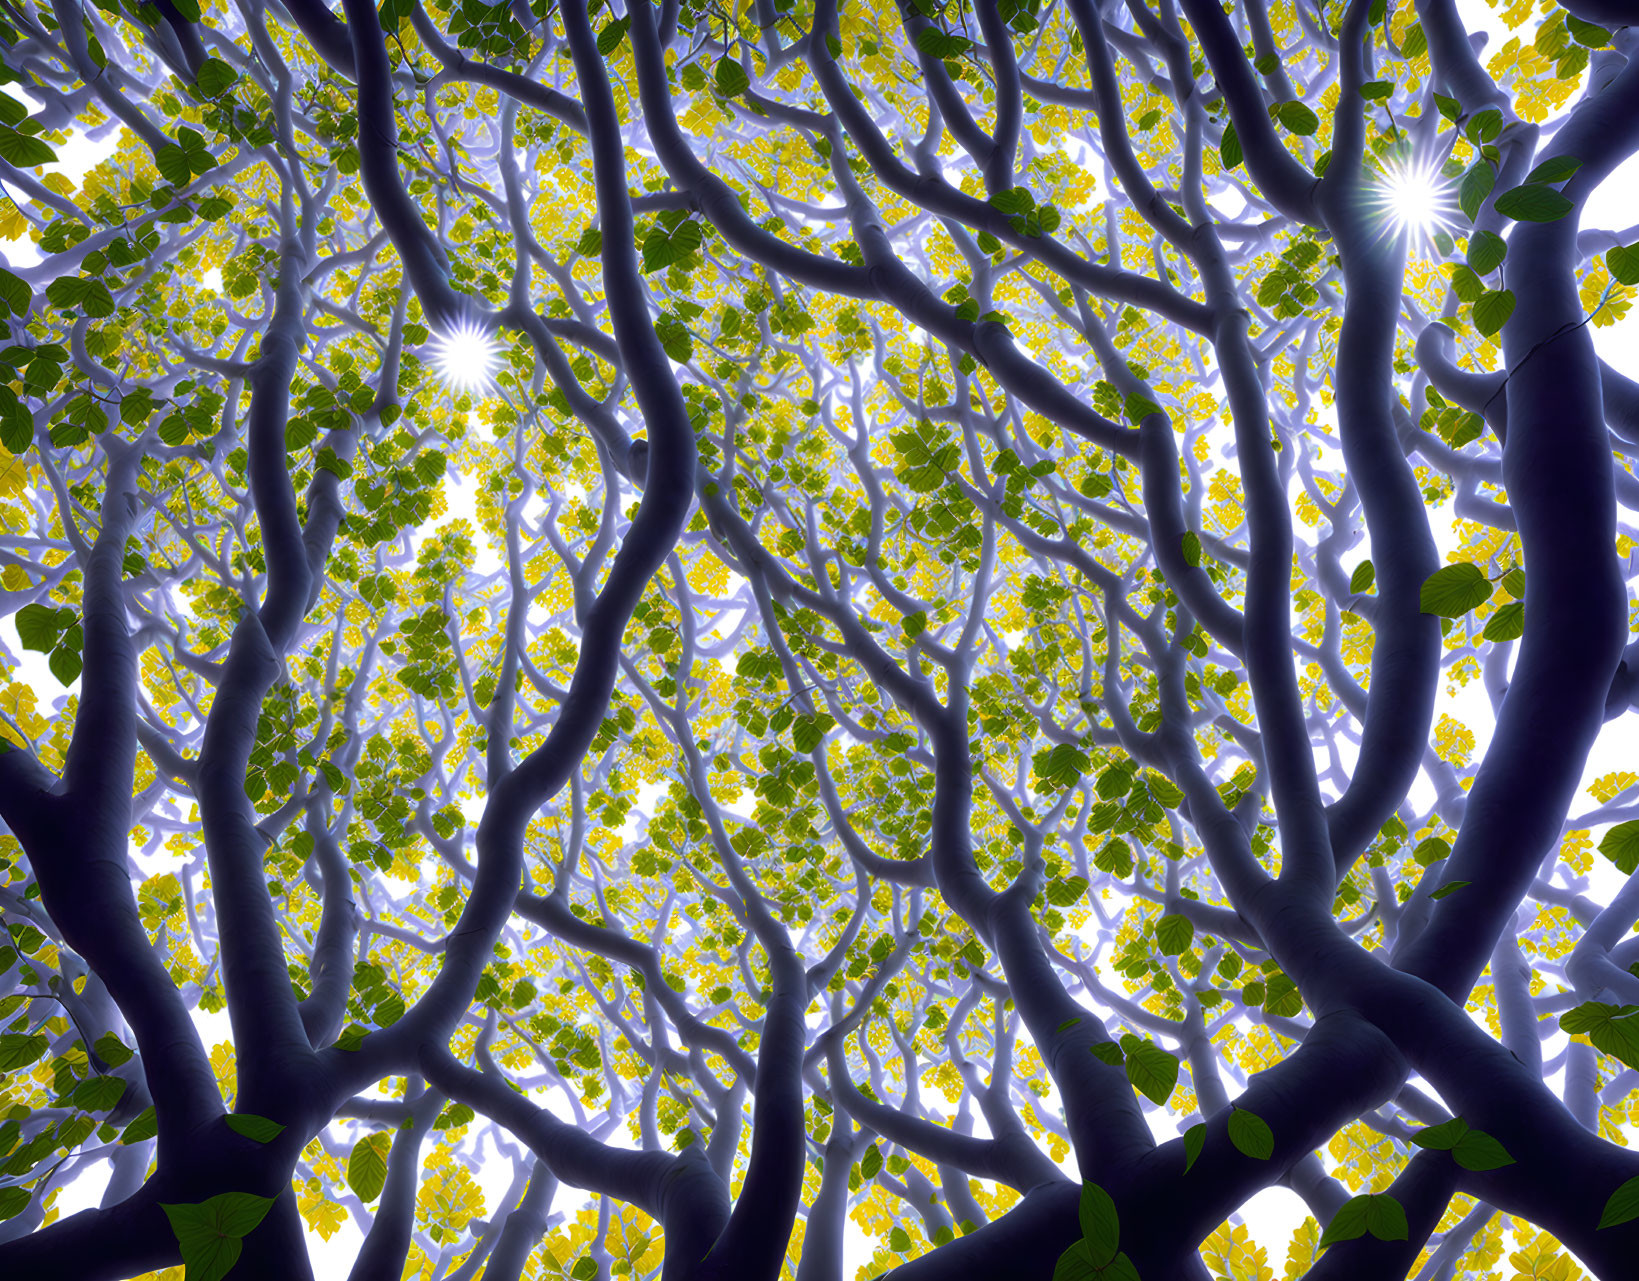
[1, 0, 1639, 1279]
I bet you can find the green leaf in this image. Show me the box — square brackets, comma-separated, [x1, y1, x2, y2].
[1524, 155, 1581, 186]
[715, 59, 750, 98]
[412, 449, 446, 486]
[1181, 531, 1201, 567]
[1450, 264, 1485, 303]
[1183, 1122, 1206, 1173]
[575, 227, 602, 257]
[1410, 1117, 1513, 1169]
[1451, 1129, 1514, 1171]
[1149, 772, 1184, 809]
[1599, 1175, 1639, 1229]
[1365, 1194, 1408, 1241]
[1466, 230, 1507, 276]
[1402, 23, 1426, 58]
[1434, 92, 1461, 120]
[1264, 970, 1303, 1017]
[0, 1186, 29, 1221]
[989, 186, 1035, 217]
[71, 1074, 126, 1112]
[1566, 14, 1610, 46]
[1154, 914, 1194, 956]
[888, 1225, 913, 1253]
[160, 1193, 276, 1281]
[1093, 839, 1134, 877]
[1599, 822, 1639, 875]
[1466, 109, 1503, 142]
[195, 57, 238, 97]
[1045, 876, 1089, 907]
[45, 277, 88, 309]
[185, 139, 215, 176]
[1562, 1001, 1639, 1070]
[158, 413, 192, 447]
[1100, 1255, 1142, 1281]
[1361, 80, 1393, 100]
[1494, 184, 1574, 222]
[0, 393, 26, 447]
[915, 27, 974, 59]
[15, 602, 67, 652]
[1052, 1241, 1099, 1281]
[226, 1114, 285, 1144]
[347, 1132, 392, 1201]
[155, 144, 192, 187]
[93, 1032, 133, 1066]
[1349, 560, 1374, 594]
[1275, 101, 1319, 135]
[316, 447, 353, 479]
[1032, 741, 1088, 790]
[0, 267, 28, 316]
[1227, 1108, 1274, 1160]
[860, 1144, 883, 1178]
[1123, 392, 1161, 423]
[0, 1032, 47, 1070]
[1122, 1035, 1178, 1105]
[41, 275, 113, 321]
[791, 713, 835, 753]
[1220, 121, 1242, 169]
[0, 127, 56, 167]
[571, 1259, 599, 1281]
[1409, 1116, 1466, 1150]
[121, 1106, 158, 1143]
[1078, 1182, 1120, 1267]
[1459, 162, 1495, 221]
[1413, 836, 1451, 866]
[1419, 562, 1492, 616]
[1482, 601, 1524, 642]
[79, 278, 115, 318]
[1321, 1194, 1405, 1247]
[596, 16, 629, 54]
[640, 218, 702, 274]
[1473, 289, 1515, 337]
[1430, 879, 1469, 900]
[1608, 243, 1639, 287]
[1090, 1040, 1125, 1067]
[653, 312, 692, 363]
[48, 642, 82, 684]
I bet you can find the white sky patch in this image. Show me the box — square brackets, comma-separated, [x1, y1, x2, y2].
[1214, 186, 1248, 221]
[440, 470, 503, 577]
[1, 128, 118, 269]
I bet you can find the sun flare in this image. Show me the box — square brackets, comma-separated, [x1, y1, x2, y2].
[1370, 154, 1458, 246]
[427, 319, 499, 393]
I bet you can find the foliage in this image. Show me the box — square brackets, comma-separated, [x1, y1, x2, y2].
[0, 0, 1637, 1279]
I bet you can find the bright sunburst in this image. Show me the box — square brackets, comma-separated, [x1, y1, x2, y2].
[1369, 154, 1458, 246]
[428, 318, 499, 393]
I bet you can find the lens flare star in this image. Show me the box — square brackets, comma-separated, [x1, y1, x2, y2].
[428, 318, 499, 393]
[1369, 154, 1458, 246]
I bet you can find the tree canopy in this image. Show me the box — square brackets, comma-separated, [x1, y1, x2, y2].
[2, 0, 1639, 1278]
